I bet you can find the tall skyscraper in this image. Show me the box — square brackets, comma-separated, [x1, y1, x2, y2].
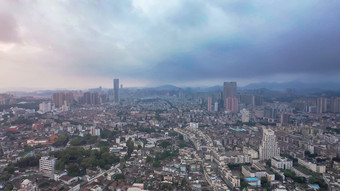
[225, 97, 239, 113]
[330, 97, 340, 113]
[114, 78, 119, 102]
[223, 82, 237, 108]
[207, 97, 212, 112]
[317, 97, 328, 114]
[259, 129, 280, 160]
[280, 113, 290, 125]
[214, 102, 218, 112]
[82, 92, 100, 105]
[52, 92, 74, 108]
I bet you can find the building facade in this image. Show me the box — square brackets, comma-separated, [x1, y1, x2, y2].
[271, 156, 293, 169]
[225, 97, 239, 113]
[223, 82, 237, 108]
[259, 129, 280, 160]
[39, 156, 57, 176]
[114, 78, 119, 102]
[207, 97, 212, 112]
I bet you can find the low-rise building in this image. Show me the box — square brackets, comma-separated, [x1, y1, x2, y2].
[271, 156, 293, 170]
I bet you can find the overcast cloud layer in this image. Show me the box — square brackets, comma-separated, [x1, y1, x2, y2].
[0, 0, 340, 89]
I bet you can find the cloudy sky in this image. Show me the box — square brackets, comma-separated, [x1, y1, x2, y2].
[1, 0, 340, 90]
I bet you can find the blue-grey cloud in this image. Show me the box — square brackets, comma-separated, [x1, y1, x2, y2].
[0, 0, 340, 88]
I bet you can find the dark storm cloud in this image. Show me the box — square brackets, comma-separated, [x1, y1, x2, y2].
[135, 1, 340, 83]
[1, 0, 340, 88]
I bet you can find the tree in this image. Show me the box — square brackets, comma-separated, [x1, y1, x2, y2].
[261, 177, 270, 190]
[153, 161, 161, 167]
[179, 140, 186, 148]
[159, 141, 171, 148]
[146, 156, 153, 163]
[115, 174, 125, 180]
[53, 134, 69, 147]
[4, 182, 13, 191]
[67, 164, 81, 177]
[70, 137, 82, 146]
[240, 178, 250, 190]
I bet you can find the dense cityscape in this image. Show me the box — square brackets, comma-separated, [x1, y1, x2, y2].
[0, 79, 339, 191]
[1, 1, 340, 191]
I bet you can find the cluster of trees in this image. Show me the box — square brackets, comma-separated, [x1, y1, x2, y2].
[178, 134, 189, 148]
[282, 169, 306, 183]
[38, 180, 55, 188]
[261, 177, 271, 191]
[100, 129, 117, 140]
[70, 135, 99, 146]
[305, 150, 318, 158]
[232, 120, 256, 127]
[115, 173, 125, 180]
[11, 118, 35, 125]
[227, 163, 250, 170]
[179, 140, 187, 148]
[326, 127, 340, 134]
[50, 147, 120, 177]
[152, 149, 179, 167]
[280, 154, 298, 166]
[159, 141, 171, 148]
[53, 134, 69, 147]
[294, 165, 327, 189]
[240, 178, 250, 190]
[124, 138, 135, 160]
[309, 176, 328, 190]
[155, 150, 178, 161]
[0, 156, 40, 181]
[136, 127, 156, 133]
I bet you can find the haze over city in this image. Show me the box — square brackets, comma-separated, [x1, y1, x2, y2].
[1, 0, 340, 90]
[2, 1, 340, 191]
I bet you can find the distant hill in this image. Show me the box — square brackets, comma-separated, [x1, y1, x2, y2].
[241, 81, 340, 92]
[150, 85, 181, 91]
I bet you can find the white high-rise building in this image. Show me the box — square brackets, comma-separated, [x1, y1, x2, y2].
[241, 109, 250, 123]
[90, 127, 101, 136]
[39, 156, 56, 176]
[214, 102, 218, 112]
[38, 102, 52, 114]
[189, 122, 199, 128]
[259, 129, 280, 160]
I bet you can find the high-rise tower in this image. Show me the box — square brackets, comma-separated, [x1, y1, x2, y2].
[316, 97, 327, 114]
[114, 78, 119, 102]
[259, 129, 280, 160]
[207, 97, 212, 112]
[223, 82, 237, 108]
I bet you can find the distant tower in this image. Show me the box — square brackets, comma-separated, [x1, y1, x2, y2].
[316, 97, 327, 114]
[241, 109, 250, 122]
[330, 97, 340, 113]
[223, 82, 237, 108]
[225, 97, 239, 113]
[259, 129, 280, 160]
[214, 102, 218, 112]
[207, 97, 212, 112]
[114, 78, 119, 102]
[280, 113, 290, 125]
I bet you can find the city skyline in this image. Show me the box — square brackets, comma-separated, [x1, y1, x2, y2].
[1, 1, 340, 90]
